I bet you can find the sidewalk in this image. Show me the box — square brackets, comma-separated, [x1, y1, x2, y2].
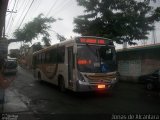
[19, 64, 32, 74]
[3, 88, 29, 112]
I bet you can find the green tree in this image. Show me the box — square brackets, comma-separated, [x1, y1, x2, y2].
[74, 0, 160, 45]
[14, 14, 56, 46]
[9, 49, 20, 58]
[32, 42, 43, 52]
[56, 34, 66, 42]
[42, 36, 51, 46]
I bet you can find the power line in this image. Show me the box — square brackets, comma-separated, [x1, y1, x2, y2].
[54, 0, 69, 14]
[26, 0, 39, 19]
[46, 0, 58, 17]
[18, 0, 35, 29]
[9, 0, 38, 37]
[14, 0, 19, 10]
[7, 0, 74, 41]
[49, 0, 72, 17]
[6, 0, 17, 32]
[6, 0, 27, 37]
[53, 0, 73, 16]
[13, 0, 31, 30]
[7, 0, 20, 36]
[17, 0, 29, 11]
[32, 0, 42, 16]
[47, 0, 67, 17]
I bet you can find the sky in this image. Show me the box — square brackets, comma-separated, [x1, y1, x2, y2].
[5, 0, 160, 51]
[6, 0, 84, 51]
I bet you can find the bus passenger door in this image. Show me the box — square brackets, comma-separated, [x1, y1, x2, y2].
[67, 47, 74, 88]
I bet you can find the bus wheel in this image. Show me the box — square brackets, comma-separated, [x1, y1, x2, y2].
[59, 77, 66, 92]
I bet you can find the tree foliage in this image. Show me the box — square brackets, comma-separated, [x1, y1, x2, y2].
[42, 36, 51, 46]
[74, 0, 160, 45]
[9, 49, 20, 58]
[14, 14, 56, 46]
[32, 42, 43, 52]
[56, 34, 66, 42]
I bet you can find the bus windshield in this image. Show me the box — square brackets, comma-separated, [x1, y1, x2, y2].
[77, 45, 116, 73]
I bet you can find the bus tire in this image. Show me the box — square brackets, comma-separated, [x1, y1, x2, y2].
[58, 76, 66, 92]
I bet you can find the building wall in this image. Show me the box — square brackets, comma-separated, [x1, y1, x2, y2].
[118, 60, 141, 81]
[117, 45, 160, 82]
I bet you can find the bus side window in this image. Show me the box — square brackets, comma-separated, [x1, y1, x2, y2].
[32, 56, 35, 68]
[42, 53, 45, 64]
[51, 49, 57, 64]
[38, 54, 42, 64]
[36, 55, 39, 64]
[45, 52, 50, 63]
[57, 47, 65, 63]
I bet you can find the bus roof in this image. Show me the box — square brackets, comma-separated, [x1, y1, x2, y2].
[80, 36, 112, 40]
[33, 36, 113, 55]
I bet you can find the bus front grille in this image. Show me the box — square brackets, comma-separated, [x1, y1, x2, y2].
[86, 72, 116, 84]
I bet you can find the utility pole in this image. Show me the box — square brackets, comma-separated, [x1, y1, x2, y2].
[0, 0, 9, 39]
[0, 0, 9, 59]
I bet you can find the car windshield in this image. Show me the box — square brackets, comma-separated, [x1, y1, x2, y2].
[77, 45, 116, 73]
[5, 60, 17, 68]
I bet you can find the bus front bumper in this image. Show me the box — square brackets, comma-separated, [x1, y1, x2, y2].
[76, 80, 117, 92]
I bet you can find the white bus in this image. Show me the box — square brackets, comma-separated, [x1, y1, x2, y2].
[32, 36, 118, 92]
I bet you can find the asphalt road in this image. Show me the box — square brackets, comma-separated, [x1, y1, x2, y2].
[2, 66, 160, 119]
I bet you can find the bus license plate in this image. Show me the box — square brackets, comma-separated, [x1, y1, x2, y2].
[97, 84, 105, 89]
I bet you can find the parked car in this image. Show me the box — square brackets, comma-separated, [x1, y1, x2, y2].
[138, 69, 160, 90]
[2, 59, 18, 74]
[139, 70, 158, 83]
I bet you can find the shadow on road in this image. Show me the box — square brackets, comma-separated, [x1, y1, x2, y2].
[34, 80, 114, 99]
